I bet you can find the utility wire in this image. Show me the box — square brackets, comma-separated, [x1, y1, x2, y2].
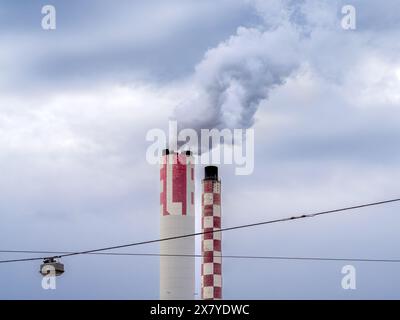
[0, 197, 399, 264]
[1, 250, 400, 263]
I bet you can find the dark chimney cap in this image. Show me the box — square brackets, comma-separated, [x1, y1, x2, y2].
[204, 166, 218, 180]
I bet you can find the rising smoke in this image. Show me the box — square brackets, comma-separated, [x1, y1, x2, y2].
[174, 7, 302, 137]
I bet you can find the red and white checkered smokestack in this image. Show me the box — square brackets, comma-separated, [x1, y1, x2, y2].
[160, 149, 195, 300]
[201, 166, 222, 300]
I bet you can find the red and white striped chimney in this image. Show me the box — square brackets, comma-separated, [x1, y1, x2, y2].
[201, 166, 222, 300]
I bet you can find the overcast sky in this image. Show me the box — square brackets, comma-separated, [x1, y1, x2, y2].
[1, 0, 400, 299]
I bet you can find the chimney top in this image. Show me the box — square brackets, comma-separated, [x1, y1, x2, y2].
[204, 166, 218, 180]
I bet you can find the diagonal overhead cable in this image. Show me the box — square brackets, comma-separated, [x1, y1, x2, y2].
[0, 197, 399, 264]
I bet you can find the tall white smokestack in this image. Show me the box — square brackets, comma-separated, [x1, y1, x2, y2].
[160, 149, 195, 300]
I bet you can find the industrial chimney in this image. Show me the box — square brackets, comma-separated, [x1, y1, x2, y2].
[160, 149, 195, 299]
[201, 166, 222, 300]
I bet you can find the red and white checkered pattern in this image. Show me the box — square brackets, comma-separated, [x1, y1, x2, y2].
[201, 179, 222, 300]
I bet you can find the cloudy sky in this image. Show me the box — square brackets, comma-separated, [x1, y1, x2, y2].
[1, 0, 400, 299]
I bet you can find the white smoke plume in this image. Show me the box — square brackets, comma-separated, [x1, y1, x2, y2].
[174, 5, 302, 136]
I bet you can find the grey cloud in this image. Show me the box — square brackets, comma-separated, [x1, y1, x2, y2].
[0, 0, 256, 92]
